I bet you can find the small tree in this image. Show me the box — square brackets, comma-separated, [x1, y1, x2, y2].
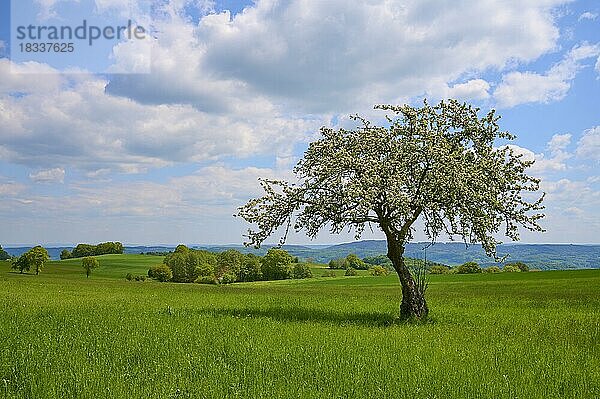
[345, 254, 368, 270]
[261, 248, 293, 280]
[215, 249, 245, 280]
[0, 245, 10, 261]
[12, 246, 50, 275]
[238, 254, 262, 282]
[164, 245, 217, 283]
[60, 249, 72, 260]
[456, 261, 482, 274]
[82, 257, 99, 278]
[238, 100, 544, 319]
[328, 258, 346, 269]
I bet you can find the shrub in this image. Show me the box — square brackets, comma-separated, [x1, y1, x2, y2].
[345, 254, 368, 270]
[429, 265, 449, 274]
[328, 258, 346, 269]
[363, 255, 392, 266]
[456, 261, 482, 274]
[60, 249, 71, 260]
[292, 263, 313, 279]
[149, 264, 173, 282]
[369, 265, 389, 276]
[261, 249, 293, 280]
[195, 275, 218, 284]
[125, 273, 133, 281]
[345, 267, 358, 276]
[134, 275, 147, 282]
[220, 273, 237, 284]
[505, 261, 529, 272]
[484, 266, 501, 273]
[503, 264, 521, 273]
[321, 270, 337, 277]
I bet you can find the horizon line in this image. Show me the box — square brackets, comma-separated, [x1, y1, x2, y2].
[3, 240, 600, 248]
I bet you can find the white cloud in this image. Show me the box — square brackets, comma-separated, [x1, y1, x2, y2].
[0, 181, 26, 196]
[105, 0, 566, 113]
[503, 133, 573, 174]
[579, 11, 598, 21]
[0, 66, 321, 172]
[446, 79, 491, 100]
[576, 126, 600, 160]
[0, 60, 65, 94]
[0, 165, 291, 244]
[19, 165, 289, 218]
[547, 133, 572, 152]
[29, 168, 65, 183]
[494, 43, 600, 107]
[2, 1, 573, 173]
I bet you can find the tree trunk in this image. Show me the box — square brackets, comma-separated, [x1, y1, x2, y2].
[385, 234, 428, 320]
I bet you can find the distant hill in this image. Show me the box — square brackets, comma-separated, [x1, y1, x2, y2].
[4, 241, 599, 270]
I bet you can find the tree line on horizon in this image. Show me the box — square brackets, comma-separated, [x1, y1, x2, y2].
[2, 241, 531, 281]
[60, 242, 123, 260]
[143, 244, 313, 284]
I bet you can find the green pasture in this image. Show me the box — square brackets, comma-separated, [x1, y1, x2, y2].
[0, 256, 598, 398]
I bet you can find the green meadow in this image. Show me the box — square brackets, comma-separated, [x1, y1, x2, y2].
[0, 256, 598, 398]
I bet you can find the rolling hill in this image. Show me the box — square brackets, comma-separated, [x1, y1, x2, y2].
[5, 240, 599, 270]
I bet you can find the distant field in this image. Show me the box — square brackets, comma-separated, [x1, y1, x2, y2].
[0, 256, 598, 398]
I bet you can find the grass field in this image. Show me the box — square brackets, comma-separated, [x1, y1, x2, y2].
[0, 256, 598, 398]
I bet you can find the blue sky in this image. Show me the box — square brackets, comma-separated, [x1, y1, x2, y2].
[0, 0, 599, 246]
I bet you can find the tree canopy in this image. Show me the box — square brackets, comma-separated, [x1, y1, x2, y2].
[238, 100, 545, 319]
[0, 245, 10, 261]
[82, 256, 99, 278]
[12, 246, 50, 275]
[71, 242, 123, 258]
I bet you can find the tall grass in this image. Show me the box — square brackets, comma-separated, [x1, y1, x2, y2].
[0, 259, 598, 398]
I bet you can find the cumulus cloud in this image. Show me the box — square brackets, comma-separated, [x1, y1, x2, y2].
[0, 66, 320, 172]
[4, 0, 599, 245]
[2, 1, 573, 173]
[547, 133, 572, 152]
[445, 79, 491, 100]
[494, 43, 600, 108]
[504, 144, 566, 173]
[106, 0, 566, 113]
[503, 133, 573, 174]
[29, 168, 65, 183]
[576, 126, 600, 160]
[579, 11, 598, 21]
